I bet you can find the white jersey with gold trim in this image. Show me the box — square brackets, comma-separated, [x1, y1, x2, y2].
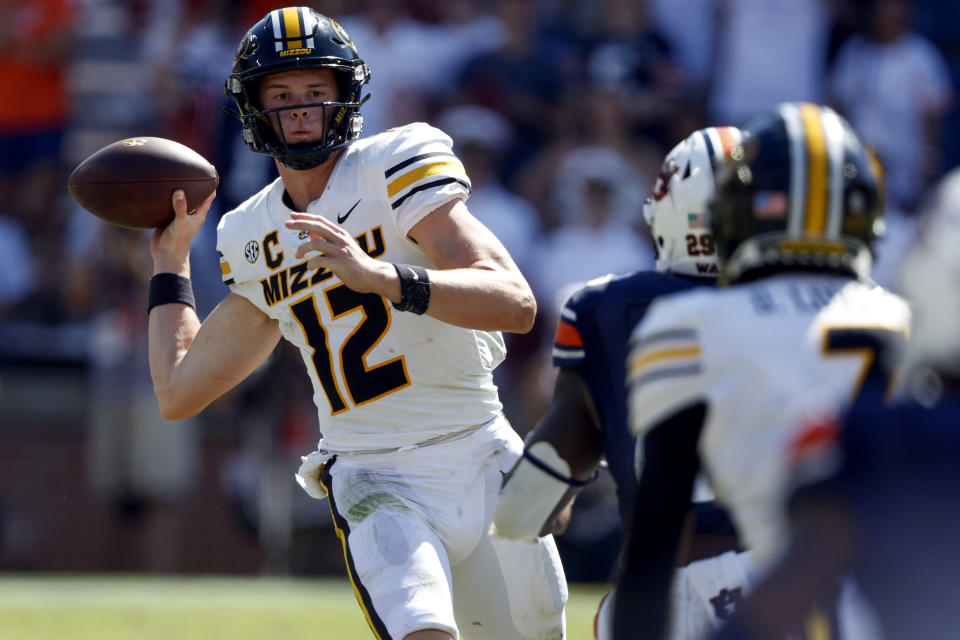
[216, 123, 506, 452]
[627, 273, 910, 567]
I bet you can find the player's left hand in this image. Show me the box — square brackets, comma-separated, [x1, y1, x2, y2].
[285, 212, 394, 295]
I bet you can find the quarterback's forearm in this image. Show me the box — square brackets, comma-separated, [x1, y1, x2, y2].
[418, 265, 536, 333]
[149, 304, 203, 419]
[148, 248, 199, 418]
[149, 293, 282, 420]
[402, 199, 537, 332]
[361, 258, 534, 331]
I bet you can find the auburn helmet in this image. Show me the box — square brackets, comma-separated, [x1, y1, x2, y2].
[710, 103, 885, 283]
[225, 7, 370, 170]
[644, 126, 743, 278]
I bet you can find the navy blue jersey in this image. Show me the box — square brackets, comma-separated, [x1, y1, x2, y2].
[792, 384, 960, 640]
[552, 271, 709, 518]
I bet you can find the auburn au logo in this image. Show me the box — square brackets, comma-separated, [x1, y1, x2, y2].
[651, 160, 680, 202]
[709, 587, 744, 621]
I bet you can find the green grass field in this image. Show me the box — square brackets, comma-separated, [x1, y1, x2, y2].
[0, 574, 609, 639]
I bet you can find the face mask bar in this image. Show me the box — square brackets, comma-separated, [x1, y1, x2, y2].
[258, 102, 337, 145]
[225, 91, 369, 169]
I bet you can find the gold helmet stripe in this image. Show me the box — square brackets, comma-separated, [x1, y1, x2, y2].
[779, 102, 807, 236]
[822, 107, 846, 238]
[799, 102, 828, 235]
[282, 7, 303, 49]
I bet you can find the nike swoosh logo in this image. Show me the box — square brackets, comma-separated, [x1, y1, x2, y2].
[337, 199, 361, 224]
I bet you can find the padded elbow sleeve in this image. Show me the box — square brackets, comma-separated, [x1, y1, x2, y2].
[492, 441, 572, 542]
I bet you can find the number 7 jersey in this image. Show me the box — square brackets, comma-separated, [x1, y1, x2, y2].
[627, 273, 910, 567]
[216, 123, 506, 452]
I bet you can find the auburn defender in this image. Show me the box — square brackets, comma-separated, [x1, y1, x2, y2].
[493, 127, 750, 640]
[616, 103, 910, 639]
[150, 8, 565, 640]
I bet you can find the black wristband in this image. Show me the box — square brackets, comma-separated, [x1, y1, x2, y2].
[148, 273, 196, 314]
[391, 263, 430, 315]
[522, 448, 598, 487]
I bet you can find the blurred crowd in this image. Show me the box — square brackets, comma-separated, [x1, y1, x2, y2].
[1, 0, 958, 576]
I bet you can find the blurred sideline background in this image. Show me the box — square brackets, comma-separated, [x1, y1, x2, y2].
[0, 0, 958, 613]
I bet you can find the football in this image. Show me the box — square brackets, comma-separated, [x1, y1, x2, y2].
[68, 137, 219, 230]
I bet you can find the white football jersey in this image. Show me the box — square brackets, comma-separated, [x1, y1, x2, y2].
[216, 123, 506, 452]
[627, 273, 910, 567]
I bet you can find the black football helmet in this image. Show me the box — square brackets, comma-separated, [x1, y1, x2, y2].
[225, 7, 370, 170]
[710, 102, 886, 283]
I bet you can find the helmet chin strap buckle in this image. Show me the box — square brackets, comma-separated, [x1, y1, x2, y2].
[348, 114, 363, 138]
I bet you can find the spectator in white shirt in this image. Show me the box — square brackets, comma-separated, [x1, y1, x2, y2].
[830, 0, 953, 211]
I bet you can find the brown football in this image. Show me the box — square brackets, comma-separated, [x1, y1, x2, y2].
[68, 137, 219, 230]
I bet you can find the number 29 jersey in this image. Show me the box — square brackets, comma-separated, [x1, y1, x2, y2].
[627, 273, 910, 567]
[216, 123, 506, 452]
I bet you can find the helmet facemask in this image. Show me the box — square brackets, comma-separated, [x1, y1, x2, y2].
[231, 69, 368, 170]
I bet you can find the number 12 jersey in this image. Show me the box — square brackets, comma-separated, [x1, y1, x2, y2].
[216, 123, 505, 452]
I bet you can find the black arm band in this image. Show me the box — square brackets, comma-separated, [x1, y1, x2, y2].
[522, 448, 598, 487]
[391, 263, 431, 315]
[148, 273, 196, 314]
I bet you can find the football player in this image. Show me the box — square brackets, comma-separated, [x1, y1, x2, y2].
[148, 8, 565, 640]
[616, 103, 911, 639]
[492, 126, 750, 640]
[714, 167, 960, 640]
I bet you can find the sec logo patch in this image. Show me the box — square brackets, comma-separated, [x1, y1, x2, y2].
[245, 240, 260, 263]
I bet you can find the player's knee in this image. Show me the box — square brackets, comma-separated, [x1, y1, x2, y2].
[512, 538, 567, 639]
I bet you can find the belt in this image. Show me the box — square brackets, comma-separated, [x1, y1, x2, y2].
[318, 416, 495, 457]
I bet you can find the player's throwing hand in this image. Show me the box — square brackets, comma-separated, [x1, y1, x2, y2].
[285, 211, 394, 295]
[151, 189, 216, 274]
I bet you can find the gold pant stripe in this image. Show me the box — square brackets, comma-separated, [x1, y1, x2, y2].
[319, 459, 393, 640]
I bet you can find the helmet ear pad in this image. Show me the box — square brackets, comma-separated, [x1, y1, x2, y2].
[655, 232, 678, 273]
